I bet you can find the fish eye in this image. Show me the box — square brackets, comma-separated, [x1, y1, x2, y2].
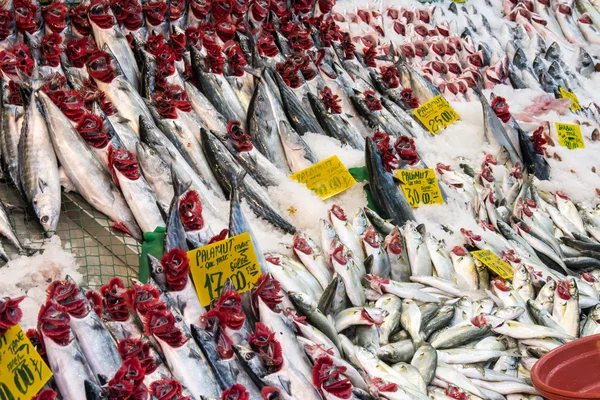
[156, 266, 164, 273]
[41, 215, 49, 223]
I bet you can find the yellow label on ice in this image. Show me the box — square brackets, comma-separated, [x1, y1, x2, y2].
[452, 0, 466, 3]
[559, 87, 581, 111]
[555, 122, 585, 150]
[188, 232, 262, 307]
[398, 168, 444, 208]
[413, 95, 460, 135]
[0, 324, 52, 400]
[290, 155, 356, 200]
[471, 249, 514, 279]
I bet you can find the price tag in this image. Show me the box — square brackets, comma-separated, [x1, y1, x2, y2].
[452, 0, 466, 2]
[188, 232, 262, 307]
[471, 249, 513, 279]
[555, 122, 585, 150]
[290, 155, 356, 200]
[559, 87, 581, 112]
[412, 95, 460, 135]
[398, 168, 444, 208]
[0, 325, 52, 400]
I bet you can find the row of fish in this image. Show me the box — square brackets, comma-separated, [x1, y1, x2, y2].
[7, 164, 600, 400]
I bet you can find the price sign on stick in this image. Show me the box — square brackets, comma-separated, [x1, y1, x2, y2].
[471, 249, 514, 279]
[290, 155, 356, 200]
[559, 87, 581, 112]
[398, 168, 444, 208]
[0, 325, 52, 400]
[555, 122, 585, 150]
[188, 232, 262, 307]
[413, 95, 460, 135]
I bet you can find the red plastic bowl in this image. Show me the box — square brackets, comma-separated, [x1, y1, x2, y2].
[531, 334, 600, 400]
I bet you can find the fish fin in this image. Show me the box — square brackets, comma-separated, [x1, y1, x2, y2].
[38, 178, 47, 193]
[278, 375, 292, 395]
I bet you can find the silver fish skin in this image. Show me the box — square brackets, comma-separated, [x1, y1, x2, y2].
[354, 347, 429, 400]
[257, 297, 314, 383]
[38, 91, 142, 240]
[0, 199, 22, 251]
[410, 344, 437, 386]
[385, 227, 411, 282]
[400, 299, 423, 348]
[190, 47, 246, 124]
[113, 157, 165, 233]
[0, 104, 22, 192]
[288, 291, 341, 351]
[303, 340, 369, 391]
[367, 275, 441, 303]
[136, 142, 174, 213]
[155, 334, 221, 398]
[477, 91, 521, 165]
[435, 363, 490, 399]
[89, 6, 140, 89]
[94, 76, 152, 134]
[425, 233, 455, 282]
[191, 325, 261, 397]
[403, 222, 432, 277]
[329, 207, 365, 263]
[246, 75, 291, 172]
[362, 225, 391, 278]
[581, 303, 600, 336]
[67, 304, 123, 379]
[139, 116, 224, 221]
[430, 321, 491, 349]
[483, 314, 575, 340]
[220, 132, 288, 188]
[42, 330, 98, 400]
[184, 81, 228, 133]
[19, 92, 61, 236]
[331, 243, 365, 306]
[376, 294, 402, 345]
[148, 103, 224, 199]
[201, 129, 296, 234]
[226, 72, 255, 113]
[278, 120, 318, 173]
[334, 306, 387, 332]
[292, 232, 332, 290]
[376, 340, 415, 364]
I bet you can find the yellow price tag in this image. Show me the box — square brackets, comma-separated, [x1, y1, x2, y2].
[398, 168, 444, 208]
[452, 0, 466, 3]
[559, 87, 581, 111]
[290, 155, 356, 200]
[0, 325, 52, 400]
[413, 95, 460, 135]
[188, 232, 262, 307]
[555, 122, 585, 150]
[471, 249, 513, 279]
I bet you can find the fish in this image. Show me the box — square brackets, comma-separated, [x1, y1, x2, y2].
[38, 90, 142, 239]
[365, 137, 415, 227]
[19, 91, 61, 236]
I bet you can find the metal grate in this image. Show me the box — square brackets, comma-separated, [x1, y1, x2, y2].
[0, 179, 141, 289]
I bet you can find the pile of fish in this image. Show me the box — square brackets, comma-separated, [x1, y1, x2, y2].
[5, 169, 600, 400]
[1, 0, 600, 398]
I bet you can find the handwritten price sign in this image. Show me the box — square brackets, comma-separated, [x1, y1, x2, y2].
[413, 95, 460, 135]
[471, 249, 514, 279]
[0, 325, 52, 400]
[290, 155, 356, 200]
[559, 87, 581, 112]
[555, 122, 585, 150]
[188, 232, 262, 307]
[398, 168, 444, 208]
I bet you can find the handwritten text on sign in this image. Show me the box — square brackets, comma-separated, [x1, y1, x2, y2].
[471, 249, 514, 279]
[290, 155, 356, 200]
[398, 168, 444, 208]
[413, 95, 460, 135]
[188, 232, 262, 307]
[559, 87, 581, 112]
[0, 325, 52, 400]
[555, 122, 585, 150]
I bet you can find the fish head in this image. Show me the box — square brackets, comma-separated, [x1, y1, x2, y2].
[32, 190, 60, 236]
